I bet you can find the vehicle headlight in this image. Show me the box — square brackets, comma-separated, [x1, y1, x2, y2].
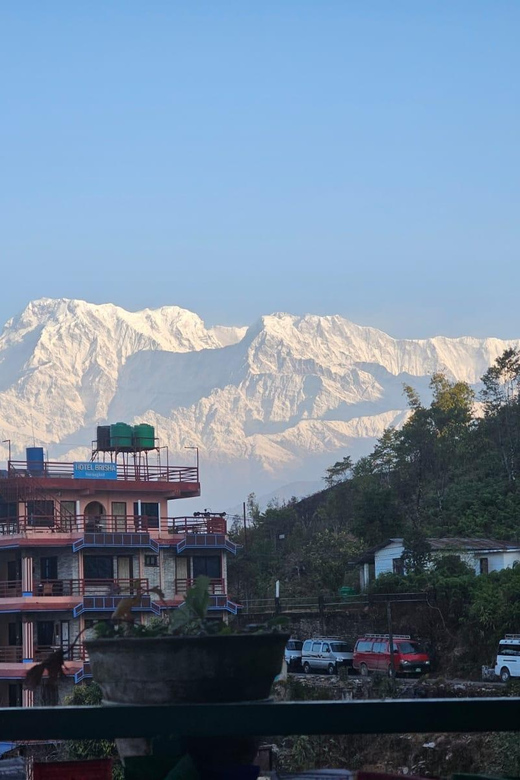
[425, 661, 430, 665]
[401, 660, 411, 665]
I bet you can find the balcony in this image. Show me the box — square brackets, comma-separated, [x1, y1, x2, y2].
[0, 513, 227, 539]
[175, 578, 226, 596]
[31, 578, 149, 597]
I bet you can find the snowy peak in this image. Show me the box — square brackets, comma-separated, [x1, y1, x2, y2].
[0, 298, 517, 505]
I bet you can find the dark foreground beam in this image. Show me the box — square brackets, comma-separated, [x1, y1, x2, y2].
[0, 698, 519, 741]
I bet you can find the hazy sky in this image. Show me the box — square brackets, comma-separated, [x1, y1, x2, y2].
[1, 1, 518, 339]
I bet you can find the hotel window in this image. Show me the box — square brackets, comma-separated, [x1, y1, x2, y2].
[479, 557, 489, 574]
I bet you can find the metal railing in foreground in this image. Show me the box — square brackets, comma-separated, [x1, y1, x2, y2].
[0, 698, 519, 740]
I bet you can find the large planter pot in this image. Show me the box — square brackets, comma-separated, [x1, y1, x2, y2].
[86, 633, 288, 767]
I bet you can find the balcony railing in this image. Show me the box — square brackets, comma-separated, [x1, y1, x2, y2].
[33, 644, 86, 662]
[0, 644, 87, 663]
[0, 646, 23, 662]
[0, 581, 23, 598]
[0, 579, 149, 598]
[175, 578, 226, 595]
[32, 578, 149, 597]
[0, 514, 227, 537]
[6, 460, 199, 484]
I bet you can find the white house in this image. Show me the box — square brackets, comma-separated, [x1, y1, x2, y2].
[356, 537, 520, 591]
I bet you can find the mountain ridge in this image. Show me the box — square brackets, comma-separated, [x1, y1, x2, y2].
[0, 298, 517, 505]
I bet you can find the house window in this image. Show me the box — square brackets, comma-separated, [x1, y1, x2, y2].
[145, 555, 158, 567]
[479, 557, 489, 575]
[392, 558, 404, 575]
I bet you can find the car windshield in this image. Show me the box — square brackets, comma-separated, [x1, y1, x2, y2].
[396, 641, 421, 654]
[287, 641, 303, 650]
[330, 642, 351, 653]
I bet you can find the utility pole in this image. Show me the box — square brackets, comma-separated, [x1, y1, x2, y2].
[242, 501, 248, 551]
[386, 600, 395, 682]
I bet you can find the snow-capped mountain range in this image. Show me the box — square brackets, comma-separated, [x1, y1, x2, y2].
[0, 298, 517, 508]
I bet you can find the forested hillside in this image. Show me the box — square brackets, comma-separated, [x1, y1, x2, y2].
[229, 347, 520, 603]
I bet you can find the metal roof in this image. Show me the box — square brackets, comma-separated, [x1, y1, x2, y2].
[354, 536, 520, 564]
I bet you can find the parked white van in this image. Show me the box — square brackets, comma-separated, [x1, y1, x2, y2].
[494, 634, 520, 682]
[301, 637, 353, 675]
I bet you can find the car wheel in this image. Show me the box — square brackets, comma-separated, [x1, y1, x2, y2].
[303, 662, 311, 674]
[328, 663, 336, 675]
[500, 667, 511, 683]
[360, 663, 368, 677]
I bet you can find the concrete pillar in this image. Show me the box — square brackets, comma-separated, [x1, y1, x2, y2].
[22, 620, 34, 663]
[21, 555, 33, 596]
[22, 688, 34, 708]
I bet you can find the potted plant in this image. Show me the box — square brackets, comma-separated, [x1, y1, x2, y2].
[26, 577, 288, 779]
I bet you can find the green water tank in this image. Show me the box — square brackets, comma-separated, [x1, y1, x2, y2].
[133, 423, 155, 450]
[110, 422, 133, 449]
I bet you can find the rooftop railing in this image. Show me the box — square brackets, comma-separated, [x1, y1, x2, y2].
[0, 698, 518, 741]
[5, 460, 199, 484]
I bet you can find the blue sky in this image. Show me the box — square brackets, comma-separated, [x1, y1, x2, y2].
[1, 1, 518, 338]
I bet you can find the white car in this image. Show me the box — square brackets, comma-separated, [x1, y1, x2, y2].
[494, 634, 520, 682]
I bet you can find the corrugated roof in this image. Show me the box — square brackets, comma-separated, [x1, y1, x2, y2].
[427, 537, 520, 552]
[354, 536, 520, 564]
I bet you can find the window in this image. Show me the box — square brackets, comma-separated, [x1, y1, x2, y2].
[322, 643, 330, 652]
[8, 684, 22, 708]
[393, 558, 404, 575]
[27, 500, 54, 528]
[8, 622, 21, 646]
[498, 644, 520, 657]
[330, 642, 351, 653]
[396, 641, 421, 654]
[373, 642, 384, 653]
[302, 640, 312, 652]
[356, 641, 373, 652]
[37, 621, 55, 647]
[193, 555, 221, 579]
[312, 642, 321, 652]
[40, 557, 58, 581]
[84, 555, 113, 580]
[480, 557, 489, 574]
[287, 641, 303, 651]
[141, 502, 159, 529]
[145, 554, 158, 567]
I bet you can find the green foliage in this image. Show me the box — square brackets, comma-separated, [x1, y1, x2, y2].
[64, 683, 122, 778]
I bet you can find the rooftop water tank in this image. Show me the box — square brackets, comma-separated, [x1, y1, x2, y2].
[26, 447, 44, 477]
[96, 425, 111, 451]
[133, 424, 155, 450]
[110, 422, 133, 450]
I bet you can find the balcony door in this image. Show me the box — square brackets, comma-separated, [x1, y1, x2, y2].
[83, 555, 114, 596]
[117, 556, 134, 593]
[37, 621, 55, 648]
[84, 556, 113, 580]
[7, 560, 21, 589]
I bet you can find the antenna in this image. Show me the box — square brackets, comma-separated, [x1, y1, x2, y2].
[31, 415, 35, 447]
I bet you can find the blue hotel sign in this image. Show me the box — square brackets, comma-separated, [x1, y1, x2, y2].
[73, 462, 118, 480]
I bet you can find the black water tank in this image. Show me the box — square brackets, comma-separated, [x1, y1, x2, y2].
[97, 426, 111, 451]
